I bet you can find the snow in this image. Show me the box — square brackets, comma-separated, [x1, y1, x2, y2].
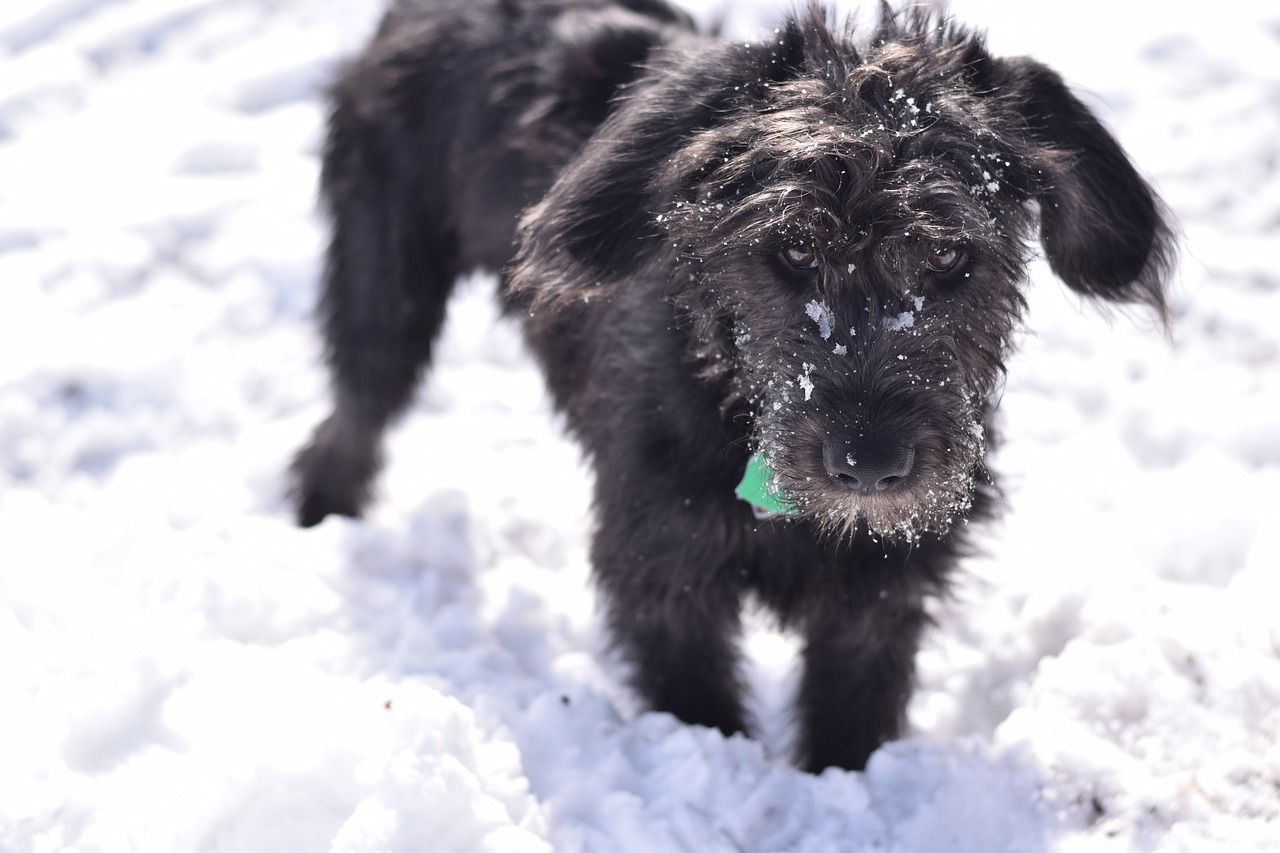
[2, 0, 1278, 849]
[883, 311, 915, 332]
[804, 299, 834, 340]
[799, 363, 816, 402]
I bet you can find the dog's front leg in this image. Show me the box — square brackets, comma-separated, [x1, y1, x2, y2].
[794, 594, 929, 772]
[590, 497, 752, 741]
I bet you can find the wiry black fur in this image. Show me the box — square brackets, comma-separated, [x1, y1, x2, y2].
[291, 0, 1175, 772]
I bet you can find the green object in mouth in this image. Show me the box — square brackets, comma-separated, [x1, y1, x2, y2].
[735, 453, 797, 519]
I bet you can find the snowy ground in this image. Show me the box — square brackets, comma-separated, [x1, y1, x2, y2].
[1, 0, 1278, 849]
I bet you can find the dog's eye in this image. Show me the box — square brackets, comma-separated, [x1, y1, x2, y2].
[782, 245, 819, 270]
[925, 246, 964, 273]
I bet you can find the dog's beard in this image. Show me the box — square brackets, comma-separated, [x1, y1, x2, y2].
[736, 342, 989, 542]
[760, 421, 984, 541]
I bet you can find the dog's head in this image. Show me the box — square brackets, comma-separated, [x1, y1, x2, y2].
[512, 3, 1175, 540]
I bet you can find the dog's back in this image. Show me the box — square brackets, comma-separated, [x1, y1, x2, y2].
[328, 0, 693, 272]
[291, 0, 692, 526]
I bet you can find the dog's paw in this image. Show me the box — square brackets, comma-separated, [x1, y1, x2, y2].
[289, 414, 381, 527]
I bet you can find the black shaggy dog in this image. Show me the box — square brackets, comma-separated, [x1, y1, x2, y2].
[292, 0, 1174, 771]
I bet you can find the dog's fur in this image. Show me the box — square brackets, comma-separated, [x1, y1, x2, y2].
[291, 0, 1174, 771]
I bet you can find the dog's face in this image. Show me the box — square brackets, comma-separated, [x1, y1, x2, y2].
[659, 44, 1047, 538]
[513, 8, 1174, 541]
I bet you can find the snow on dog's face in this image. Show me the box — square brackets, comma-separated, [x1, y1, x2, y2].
[513, 7, 1173, 539]
[659, 79, 1035, 538]
[655, 13, 1153, 539]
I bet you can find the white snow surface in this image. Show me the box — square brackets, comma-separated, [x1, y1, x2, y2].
[2, 0, 1279, 849]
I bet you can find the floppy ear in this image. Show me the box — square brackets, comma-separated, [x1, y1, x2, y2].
[995, 58, 1176, 324]
[509, 33, 807, 311]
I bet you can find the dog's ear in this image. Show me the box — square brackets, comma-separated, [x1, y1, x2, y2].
[994, 57, 1175, 325]
[510, 35, 806, 311]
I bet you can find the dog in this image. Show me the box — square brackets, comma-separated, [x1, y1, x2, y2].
[291, 0, 1174, 771]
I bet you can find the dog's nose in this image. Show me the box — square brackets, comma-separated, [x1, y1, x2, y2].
[822, 437, 915, 494]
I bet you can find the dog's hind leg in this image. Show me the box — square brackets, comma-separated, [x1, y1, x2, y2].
[291, 69, 460, 527]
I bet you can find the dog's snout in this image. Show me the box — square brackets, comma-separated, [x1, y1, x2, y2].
[822, 436, 915, 494]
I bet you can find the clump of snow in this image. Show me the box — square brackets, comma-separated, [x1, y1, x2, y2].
[883, 311, 915, 332]
[798, 363, 816, 401]
[1, 0, 1278, 849]
[804, 298, 834, 340]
